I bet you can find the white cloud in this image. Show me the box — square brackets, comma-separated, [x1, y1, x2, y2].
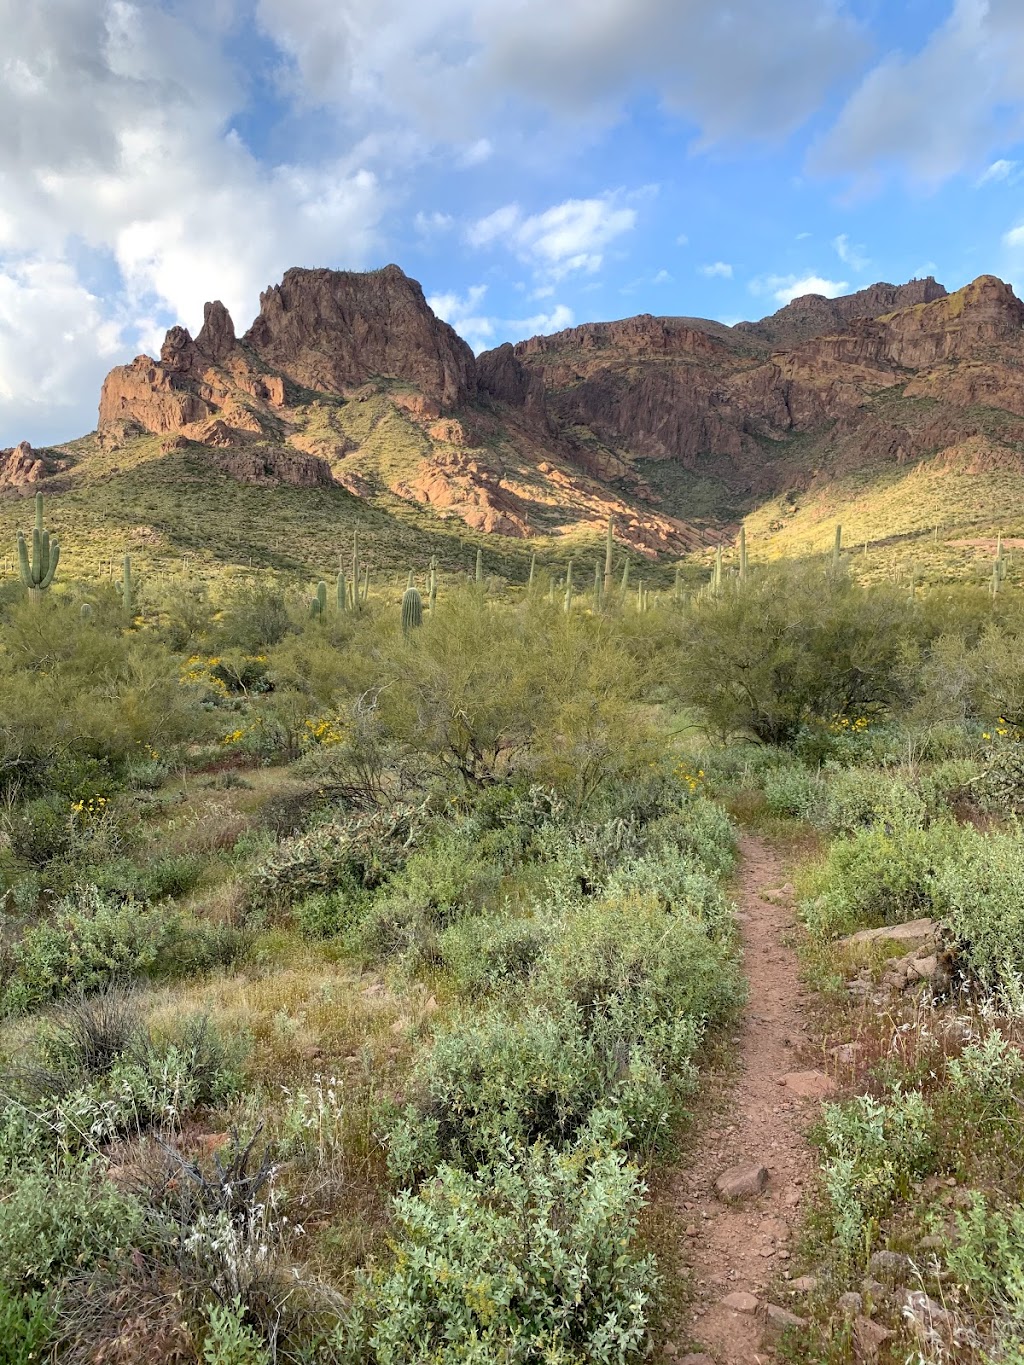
[256, 0, 868, 146]
[459, 138, 494, 166]
[1003, 225, 1024, 248]
[760, 274, 849, 305]
[415, 210, 455, 233]
[814, 0, 1024, 187]
[652, 269, 672, 284]
[467, 194, 637, 279]
[978, 158, 1018, 185]
[0, 258, 125, 435]
[0, 0, 389, 445]
[428, 282, 572, 351]
[675, 233, 689, 247]
[833, 233, 869, 271]
[700, 261, 733, 279]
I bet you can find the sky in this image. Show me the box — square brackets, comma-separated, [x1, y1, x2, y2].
[4, 0, 1024, 446]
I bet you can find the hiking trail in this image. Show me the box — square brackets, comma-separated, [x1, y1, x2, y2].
[666, 833, 830, 1365]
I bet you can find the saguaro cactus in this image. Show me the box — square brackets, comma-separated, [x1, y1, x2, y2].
[563, 558, 574, 614]
[428, 556, 438, 611]
[402, 586, 423, 633]
[475, 548, 483, 584]
[833, 524, 843, 569]
[603, 516, 615, 599]
[739, 526, 748, 583]
[18, 492, 60, 604]
[527, 553, 536, 592]
[116, 555, 133, 618]
[336, 571, 347, 612]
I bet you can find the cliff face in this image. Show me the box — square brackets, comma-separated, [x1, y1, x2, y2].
[73, 265, 1024, 550]
[243, 264, 476, 413]
[736, 276, 949, 348]
[498, 274, 1024, 497]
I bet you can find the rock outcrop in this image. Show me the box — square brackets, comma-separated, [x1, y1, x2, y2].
[737, 276, 948, 348]
[0, 441, 68, 489]
[244, 265, 475, 411]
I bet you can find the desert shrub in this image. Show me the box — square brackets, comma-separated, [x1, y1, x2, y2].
[816, 766, 930, 835]
[644, 795, 737, 878]
[762, 763, 822, 820]
[8, 792, 75, 865]
[203, 1297, 271, 1365]
[817, 1088, 935, 1259]
[0, 1158, 144, 1293]
[536, 897, 740, 1025]
[381, 833, 502, 927]
[217, 580, 294, 653]
[0, 1283, 56, 1365]
[295, 885, 372, 940]
[350, 1122, 655, 1364]
[800, 820, 962, 939]
[1, 887, 172, 1015]
[437, 911, 550, 996]
[946, 1193, 1024, 1325]
[388, 987, 701, 1181]
[37, 985, 144, 1081]
[980, 740, 1024, 814]
[931, 828, 1024, 996]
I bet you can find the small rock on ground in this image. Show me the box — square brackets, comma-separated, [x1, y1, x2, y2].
[714, 1162, 769, 1201]
[779, 1069, 837, 1099]
[852, 1315, 892, 1361]
[721, 1291, 759, 1314]
[762, 1304, 806, 1343]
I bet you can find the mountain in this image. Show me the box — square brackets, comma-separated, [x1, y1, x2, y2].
[4, 265, 1024, 583]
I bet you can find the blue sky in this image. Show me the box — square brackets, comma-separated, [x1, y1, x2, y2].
[3, 0, 1024, 445]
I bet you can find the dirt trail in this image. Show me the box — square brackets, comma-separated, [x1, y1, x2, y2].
[667, 833, 825, 1364]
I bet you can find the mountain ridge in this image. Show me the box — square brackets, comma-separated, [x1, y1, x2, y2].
[5, 265, 1024, 579]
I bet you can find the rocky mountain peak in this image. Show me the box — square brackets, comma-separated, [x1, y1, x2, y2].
[243, 264, 476, 412]
[737, 276, 949, 348]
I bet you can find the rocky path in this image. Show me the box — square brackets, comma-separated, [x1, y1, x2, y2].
[667, 834, 834, 1365]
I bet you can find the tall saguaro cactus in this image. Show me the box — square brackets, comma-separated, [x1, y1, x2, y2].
[18, 492, 60, 605]
[833, 524, 843, 570]
[117, 555, 133, 619]
[603, 516, 615, 600]
[739, 526, 748, 583]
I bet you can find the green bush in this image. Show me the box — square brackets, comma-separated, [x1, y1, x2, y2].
[438, 911, 550, 996]
[388, 992, 700, 1181]
[352, 1123, 655, 1364]
[0, 1284, 56, 1365]
[762, 763, 822, 820]
[245, 808, 411, 919]
[536, 897, 740, 1027]
[8, 793, 74, 866]
[295, 885, 372, 940]
[931, 828, 1024, 996]
[675, 564, 917, 744]
[817, 1088, 935, 1259]
[383, 833, 503, 927]
[0, 1158, 144, 1293]
[946, 1193, 1024, 1325]
[1, 887, 171, 1015]
[800, 820, 962, 939]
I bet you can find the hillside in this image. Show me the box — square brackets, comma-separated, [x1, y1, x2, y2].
[4, 266, 1024, 585]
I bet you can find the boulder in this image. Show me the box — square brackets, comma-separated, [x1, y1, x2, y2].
[714, 1163, 769, 1201]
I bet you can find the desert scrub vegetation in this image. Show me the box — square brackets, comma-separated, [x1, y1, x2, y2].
[5, 549, 1024, 1360]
